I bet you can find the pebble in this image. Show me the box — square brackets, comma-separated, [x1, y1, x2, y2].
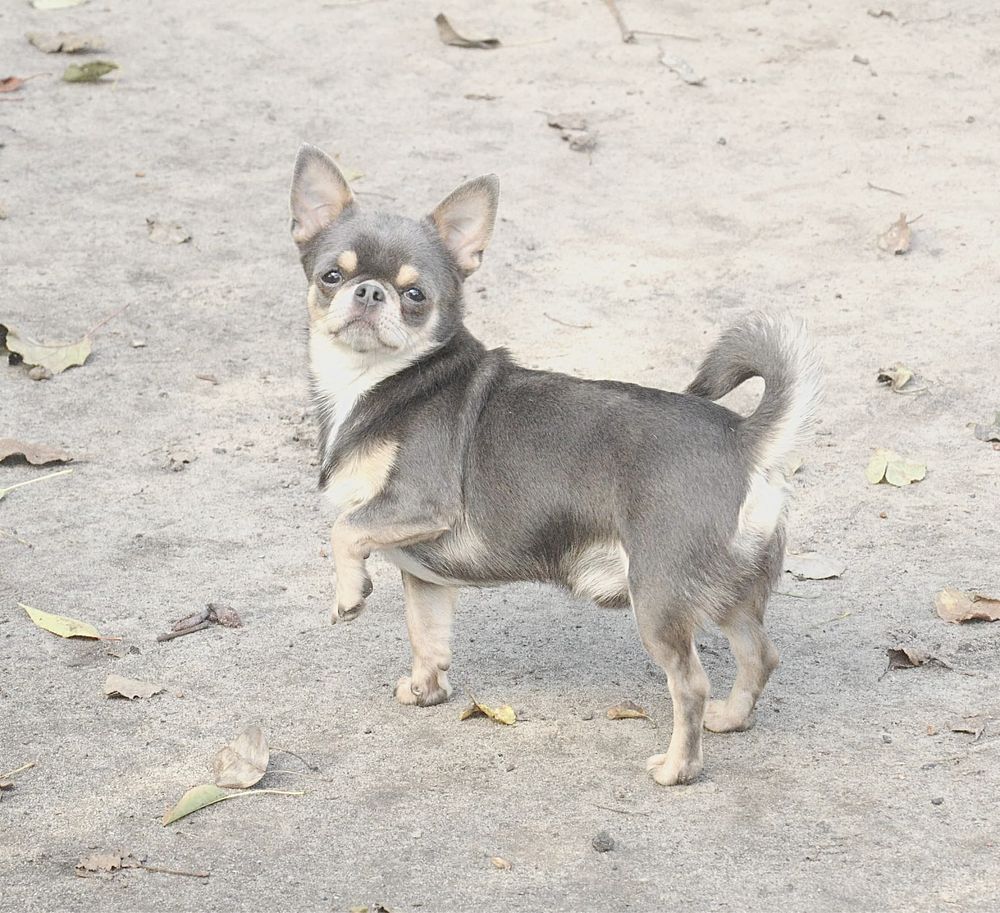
[592, 831, 615, 853]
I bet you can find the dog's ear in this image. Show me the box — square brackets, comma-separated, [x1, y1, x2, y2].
[428, 174, 499, 275]
[290, 143, 355, 246]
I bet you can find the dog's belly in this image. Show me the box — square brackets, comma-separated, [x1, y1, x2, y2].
[382, 546, 475, 587]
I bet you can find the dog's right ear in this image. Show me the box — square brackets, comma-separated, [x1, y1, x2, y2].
[290, 143, 355, 246]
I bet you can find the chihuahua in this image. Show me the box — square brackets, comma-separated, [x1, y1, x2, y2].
[289, 144, 821, 786]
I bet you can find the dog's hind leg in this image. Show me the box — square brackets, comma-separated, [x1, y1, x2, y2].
[634, 598, 710, 786]
[703, 608, 778, 733]
[394, 571, 457, 707]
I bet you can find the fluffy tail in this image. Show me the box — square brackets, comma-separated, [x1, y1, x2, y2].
[687, 311, 823, 475]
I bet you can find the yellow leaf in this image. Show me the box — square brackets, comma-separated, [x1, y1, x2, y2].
[865, 448, 892, 484]
[606, 700, 649, 720]
[21, 603, 100, 639]
[162, 783, 303, 825]
[459, 694, 517, 725]
[0, 323, 91, 373]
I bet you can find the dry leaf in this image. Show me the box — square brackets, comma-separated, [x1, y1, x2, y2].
[1, 322, 92, 373]
[213, 725, 269, 788]
[971, 412, 1000, 443]
[885, 646, 930, 670]
[934, 588, 1000, 624]
[21, 603, 100, 639]
[0, 77, 25, 94]
[0, 439, 72, 466]
[27, 31, 106, 53]
[75, 851, 143, 875]
[162, 783, 302, 825]
[63, 60, 118, 83]
[865, 448, 925, 486]
[877, 212, 912, 254]
[949, 715, 988, 741]
[459, 695, 516, 725]
[784, 551, 845, 580]
[207, 603, 242, 628]
[660, 53, 706, 86]
[434, 13, 500, 49]
[147, 218, 191, 244]
[103, 674, 164, 700]
[491, 856, 512, 870]
[606, 700, 649, 720]
[32, 0, 87, 8]
[546, 114, 598, 154]
[876, 362, 915, 392]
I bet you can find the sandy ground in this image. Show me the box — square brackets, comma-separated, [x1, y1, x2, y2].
[2, 0, 999, 910]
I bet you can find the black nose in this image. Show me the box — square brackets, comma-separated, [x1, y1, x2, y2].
[354, 281, 385, 305]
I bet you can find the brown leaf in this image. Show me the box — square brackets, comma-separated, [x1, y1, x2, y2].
[885, 646, 929, 670]
[27, 31, 106, 53]
[877, 212, 912, 254]
[606, 700, 649, 720]
[934, 588, 1000, 624]
[103, 674, 164, 700]
[876, 362, 915, 392]
[75, 851, 143, 875]
[213, 725, 269, 789]
[0, 77, 25, 94]
[0, 439, 72, 466]
[208, 603, 242, 628]
[434, 13, 500, 49]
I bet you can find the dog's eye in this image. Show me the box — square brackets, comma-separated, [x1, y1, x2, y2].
[320, 269, 342, 285]
[403, 287, 425, 303]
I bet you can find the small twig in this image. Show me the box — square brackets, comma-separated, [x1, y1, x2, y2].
[270, 746, 320, 772]
[595, 803, 651, 816]
[603, 0, 636, 43]
[0, 761, 36, 781]
[0, 528, 33, 547]
[543, 312, 593, 330]
[85, 301, 132, 337]
[156, 620, 211, 642]
[867, 181, 905, 197]
[632, 29, 701, 41]
[774, 590, 822, 600]
[0, 467, 73, 497]
[812, 611, 854, 627]
[139, 864, 210, 879]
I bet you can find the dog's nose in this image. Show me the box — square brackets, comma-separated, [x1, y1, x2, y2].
[354, 281, 386, 305]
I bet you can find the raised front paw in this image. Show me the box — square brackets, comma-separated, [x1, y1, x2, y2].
[394, 673, 452, 707]
[332, 570, 373, 623]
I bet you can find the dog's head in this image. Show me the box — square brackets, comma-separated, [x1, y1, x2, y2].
[290, 143, 498, 360]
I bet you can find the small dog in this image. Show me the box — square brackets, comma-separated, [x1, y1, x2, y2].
[289, 144, 822, 786]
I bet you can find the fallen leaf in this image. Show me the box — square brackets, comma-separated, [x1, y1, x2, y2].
[27, 31, 106, 53]
[949, 715, 988, 741]
[1, 322, 92, 373]
[885, 645, 930, 670]
[876, 362, 915, 392]
[865, 448, 925, 486]
[491, 856, 512, 870]
[867, 9, 896, 19]
[459, 695, 516, 725]
[334, 157, 364, 183]
[0, 439, 72, 466]
[971, 411, 1000, 443]
[434, 13, 500, 49]
[31, 0, 87, 8]
[207, 603, 242, 628]
[162, 784, 303, 825]
[660, 53, 705, 86]
[784, 551, 845, 580]
[606, 700, 649, 720]
[146, 218, 191, 245]
[75, 851, 143, 875]
[21, 603, 100, 639]
[63, 60, 118, 83]
[103, 674, 164, 700]
[546, 114, 598, 154]
[877, 212, 912, 254]
[934, 588, 1000, 624]
[213, 725, 269, 789]
[0, 77, 25, 94]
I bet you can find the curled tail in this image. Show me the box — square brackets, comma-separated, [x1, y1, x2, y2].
[687, 311, 823, 474]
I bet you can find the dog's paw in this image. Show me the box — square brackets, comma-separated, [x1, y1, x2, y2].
[331, 598, 366, 624]
[333, 571, 372, 623]
[646, 752, 703, 787]
[394, 674, 451, 707]
[702, 699, 756, 733]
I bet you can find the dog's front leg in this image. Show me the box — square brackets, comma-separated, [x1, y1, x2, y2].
[329, 518, 449, 623]
[395, 571, 457, 706]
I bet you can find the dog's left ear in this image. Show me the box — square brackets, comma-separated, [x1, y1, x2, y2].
[428, 174, 499, 275]
[290, 143, 355, 246]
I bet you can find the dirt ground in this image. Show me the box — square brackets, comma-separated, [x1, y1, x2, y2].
[2, 0, 999, 910]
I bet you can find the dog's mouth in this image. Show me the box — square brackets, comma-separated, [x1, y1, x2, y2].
[333, 316, 402, 352]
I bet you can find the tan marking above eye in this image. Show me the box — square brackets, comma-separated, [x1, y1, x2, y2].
[337, 250, 358, 273]
[395, 264, 419, 288]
